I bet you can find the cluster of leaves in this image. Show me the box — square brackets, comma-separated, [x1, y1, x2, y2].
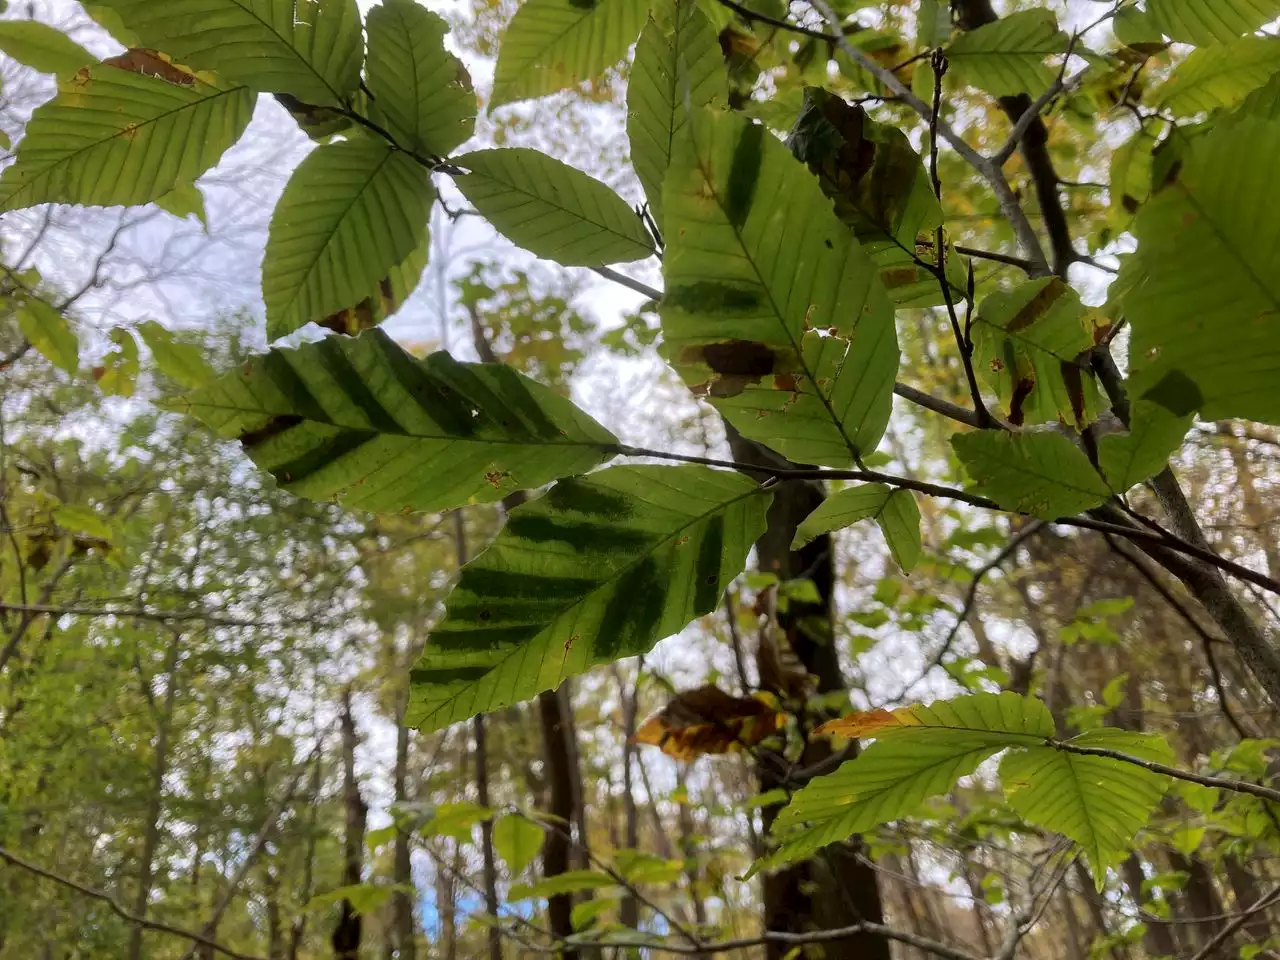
[3, 0, 1280, 887]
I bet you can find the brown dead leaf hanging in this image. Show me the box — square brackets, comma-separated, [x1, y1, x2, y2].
[634, 685, 784, 762]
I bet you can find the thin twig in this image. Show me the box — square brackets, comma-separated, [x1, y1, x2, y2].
[0, 846, 266, 960]
[1050, 741, 1280, 805]
[1187, 884, 1280, 960]
[0, 602, 331, 630]
[715, 0, 837, 41]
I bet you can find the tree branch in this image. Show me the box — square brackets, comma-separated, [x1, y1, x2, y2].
[1050, 741, 1280, 805]
[1187, 884, 1280, 960]
[0, 846, 267, 960]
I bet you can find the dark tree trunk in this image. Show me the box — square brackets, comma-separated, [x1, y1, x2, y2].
[333, 690, 367, 960]
[727, 429, 888, 960]
[617, 665, 642, 932]
[474, 713, 503, 960]
[392, 693, 417, 960]
[538, 688, 583, 959]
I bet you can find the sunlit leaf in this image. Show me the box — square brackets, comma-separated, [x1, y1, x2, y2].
[1097, 400, 1192, 492]
[408, 465, 770, 732]
[952, 430, 1111, 520]
[792, 483, 922, 573]
[509, 870, 618, 901]
[0, 20, 94, 78]
[946, 9, 1066, 98]
[17, 297, 78, 374]
[136, 320, 216, 390]
[1154, 37, 1280, 116]
[492, 814, 544, 875]
[1147, 0, 1280, 47]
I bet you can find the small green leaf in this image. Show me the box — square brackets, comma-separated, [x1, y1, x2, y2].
[571, 896, 616, 930]
[946, 9, 1066, 98]
[53, 505, 112, 541]
[792, 483, 921, 573]
[96, 328, 140, 397]
[490, 0, 653, 107]
[952, 430, 1111, 520]
[263, 139, 434, 339]
[366, 0, 476, 157]
[1001, 728, 1173, 877]
[17, 298, 78, 374]
[422, 801, 493, 841]
[154, 183, 208, 229]
[1097, 400, 1192, 492]
[135, 321, 216, 390]
[613, 849, 684, 884]
[492, 815, 544, 876]
[308, 883, 404, 914]
[453, 148, 655, 267]
[509, 870, 618, 901]
[0, 20, 94, 78]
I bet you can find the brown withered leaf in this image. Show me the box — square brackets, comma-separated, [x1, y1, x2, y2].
[101, 49, 197, 86]
[635, 685, 783, 762]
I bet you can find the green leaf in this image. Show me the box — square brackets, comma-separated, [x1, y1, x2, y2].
[571, 896, 616, 929]
[422, 800, 494, 841]
[766, 693, 1053, 868]
[661, 109, 899, 467]
[0, 20, 94, 78]
[788, 87, 961, 309]
[17, 298, 78, 374]
[453, 148, 654, 267]
[91, 0, 364, 105]
[492, 815, 544, 875]
[792, 483, 921, 573]
[1147, 0, 1280, 46]
[1001, 728, 1173, 877]
[53, 505, 112, 541]
[366, 0, 476, 157]
[263, 139, 434, 339]
[307, 883, 410, 914]
[316, 231, 430, 336]
[490, 0, 653, 107]
[154, 183, 208, 229]
[1126, 117, 1280, 425]
[971, 277, 1103, 428]
[918, 0, 951, 48]
[1154, 37, 1280, 116]
[95, 328, 140, 397]
[613, 849, 684, 884]
[946, 9, 1066, 98]
[178, 328, 618, 513]
[135, 321, 216, 390]
[509, 870, 619, 901]
[0, 62, 254, 212]
[627, 0, 725, 227]
[408, 465, 770, 732]
[1097, 400, 1192, 492]
[951, 430, 1111, 520]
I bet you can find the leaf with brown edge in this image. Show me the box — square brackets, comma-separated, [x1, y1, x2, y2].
[816, 706, 924, 739]
[635, 685, 784, 761]
[101, 48, 201, 86]
[315, 233, 429, 336]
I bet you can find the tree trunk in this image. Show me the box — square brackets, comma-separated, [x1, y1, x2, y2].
[727, 429, 887, 960]
[333, 690, 368, 960]
[1121, 854, 1179, 958]
[288, 750, 324, 960]
[538, 687, 583, 959]
[617, 664, 642, 932]
[474, 712, 503, 960]
[675, 767, 708, 935]
[392, 693, 417, 960]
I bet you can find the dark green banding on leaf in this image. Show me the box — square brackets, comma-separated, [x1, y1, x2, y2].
[1141, 370, 1204, 418]
[410, 665, 492, 686]
[545, 480, 635, 518]
[505, 515, 655, 554]
[379, 337, 478, 437]
[726, 122, 765, 229]
[664, 283, 763, 314]
[458, 569, 606, 600]
[482, 365, 564, 439]
[596, 556, 668, 659]
[693, 513, 726, 611]
[240, 414, 304, 448]
[314, 336, 403, 435]
[426, 624, 543, 652]
[259, 352, 329, 423]
[270, 430, 377, 485]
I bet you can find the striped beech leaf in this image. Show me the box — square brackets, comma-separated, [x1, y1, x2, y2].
[1148, 0, 1280, 46]
[792, 483, 921, 573]
[490, 0, 653, 107]
[366, 0, 476, 157]
[1002, 729, 1172, 877]
[90, 0, 364, 105]
[764, 693, 1053, 869]
[407, 465, 771, 731]
[264, 139, 434, 339]
[627, 0, 725, 227]
[788, 87, 965, 309]
[0, 57, 253, 212]
[952, 430, 1111, 520]
[1126, 117, 1280, 425]
[454, 148, 655, 267]
[661, 108, 900, 467]
[176, 329, 619, 513]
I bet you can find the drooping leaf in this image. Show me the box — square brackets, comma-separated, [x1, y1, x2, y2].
[17, 298, 78, 374]
[792, 483, 922, 573]
[951, 430, 1111, 520]
[90, 0, 364, 105]
[154, 183, 209, 229]
[1097, 400, 1192, 492]
[1001, 728, 1173, 877]
[946, 9, 1067, 98]
[365, 0, 476, 157]
[971, 277, 1103, 428]
[316, 232, 430, 336]
[509, 870, 619, 901]
[767, 693, 1054, 868]
[788, 87, 963, 309]
[407, 465, 770, 732]
[1154, 37, 1280, 116]
[634, 685, 783, 760]
[453, 148, 655, 267]
[177, 328, 618, 513]
[1126, 117, 1280, 425]
[263, 138, 433, 339]
[135, 321, 216, 390]
[0, 20, 94, 78]
[661, 109, 900, 467]
[627, 0, 725, 227]
[95, 327, 140, 397]
[1147, 0, 1280, 47]
[492, 815, 544, 875]
[0, 59, 254, 212]
[490, 0, 653, 107]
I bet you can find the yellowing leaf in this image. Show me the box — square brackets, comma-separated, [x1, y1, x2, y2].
[635, 684, 784, 761]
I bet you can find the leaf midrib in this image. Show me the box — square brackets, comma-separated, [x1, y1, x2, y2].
[414, 481, 765, 728]
[224, 0, 348, 104]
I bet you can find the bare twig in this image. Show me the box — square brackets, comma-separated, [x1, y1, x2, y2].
[0, 602, 332, 630]
[1187, 884, 1280, 960]
[1050, 741, 1280, 805]
[0, 846, 266, 960]
[715, 0, 837, 41]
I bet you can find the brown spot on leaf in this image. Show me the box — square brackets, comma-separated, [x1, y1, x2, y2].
[683, 339, 792, 398]
[1006, 277, 1067, 333]
[773, 373, 799, 392]
[484, 469, 509, 488]
[1008, 377, 1035, 426]
[103, 48, 197, 86]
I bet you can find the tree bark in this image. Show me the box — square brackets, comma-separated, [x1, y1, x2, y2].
[1121, 854, 1179, 958]
[727, 429, 888, 960]
[392, 694, 417, 960]
[616, 664, 642, 932]
[332, 690, 367, 960]
[538, 687, 582, 959]
[474, 712, 503, 960]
